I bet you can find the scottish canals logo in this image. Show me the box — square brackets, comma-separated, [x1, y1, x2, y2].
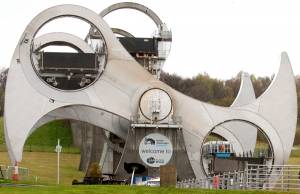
[139, 133, 173, 167]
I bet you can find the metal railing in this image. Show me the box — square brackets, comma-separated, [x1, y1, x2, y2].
[177, 164, 300, 191]
[247, 164, 300, 191]
[0, 165, 7, 179]
[130, 115, 182, 125]
[177, 177, 212, 189]
[0, 165, 29, 181]
[177, 171, 246, 190]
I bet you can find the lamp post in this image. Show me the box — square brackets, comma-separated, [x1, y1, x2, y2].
[55, 139, 62, 184]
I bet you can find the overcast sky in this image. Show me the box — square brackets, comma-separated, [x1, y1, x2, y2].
[1, 0, 300, 79]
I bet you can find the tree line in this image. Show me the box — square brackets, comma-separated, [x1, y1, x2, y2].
[161, 71, 273, 107]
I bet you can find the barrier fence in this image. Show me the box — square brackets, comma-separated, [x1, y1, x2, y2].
[0, 165, 6, 179]
[247, 164, 300, 191]
[0, 165, 29, 181]
[177, 164, 300, 191]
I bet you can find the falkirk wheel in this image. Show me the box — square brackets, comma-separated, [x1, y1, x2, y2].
[4, 3, 297, 182]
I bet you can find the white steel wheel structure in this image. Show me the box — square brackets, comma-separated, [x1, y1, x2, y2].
[4, 4, 297, 184]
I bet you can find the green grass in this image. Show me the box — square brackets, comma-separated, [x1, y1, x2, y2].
[290, 148, 300, 157]
[0, 117, 73, 147]
[0, 118, 79, 153]
[25, 120, 73, 147]
[0, 178, 11, 183]
[0, 185, 298, 194]
[0, 152, 84, 185]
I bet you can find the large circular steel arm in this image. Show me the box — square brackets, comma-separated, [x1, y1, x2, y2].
[100, 2, 163, 27]
[34, 32, 94, 53]
[111, 28, 134, 38]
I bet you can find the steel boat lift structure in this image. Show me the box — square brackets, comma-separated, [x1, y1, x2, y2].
[4, 3, 297, 182]
[32, 2, 257, 170]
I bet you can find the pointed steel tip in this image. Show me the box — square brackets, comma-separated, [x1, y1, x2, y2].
[281, 51, 288, 56]
[242, 72, 250, 77]
[280, 51, 290, 65]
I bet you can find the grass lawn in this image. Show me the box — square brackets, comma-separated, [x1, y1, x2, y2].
[0, 185, 299, 194]
[0, 118, 79, 153]
[287, 156, 300, 165]
[0, 152, 84, 185]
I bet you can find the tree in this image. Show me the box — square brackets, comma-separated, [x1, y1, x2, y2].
[0, 68, 8, 116]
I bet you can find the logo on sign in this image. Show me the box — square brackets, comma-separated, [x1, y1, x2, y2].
[144, 138, 155, 145]
[139, 133, 173, 167]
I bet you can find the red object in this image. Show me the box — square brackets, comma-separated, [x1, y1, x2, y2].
[213, 175, 219, 189]
[12, 161, 19, 181]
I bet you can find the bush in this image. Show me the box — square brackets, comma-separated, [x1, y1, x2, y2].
[85, 163, 102, 178]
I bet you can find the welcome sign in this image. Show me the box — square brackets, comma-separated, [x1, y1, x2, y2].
[139, 133, 173, 167]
